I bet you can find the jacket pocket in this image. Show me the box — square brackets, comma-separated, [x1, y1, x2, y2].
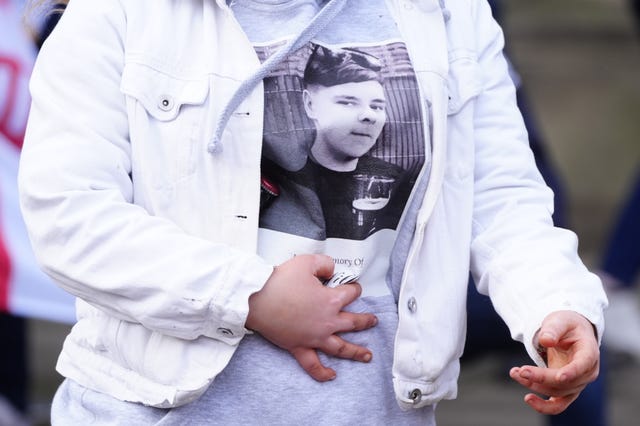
[445, 51, 481, 182]
[120, 63, 210, 190]
[446, 51, 482, 115]
[100, 316, 223, 399]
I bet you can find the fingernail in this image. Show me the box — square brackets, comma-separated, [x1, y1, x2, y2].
[559, 373, 568, 383]
[520, 370, 531, 379]
[541, 331, 556, 341]
[362, 353, 372, 362]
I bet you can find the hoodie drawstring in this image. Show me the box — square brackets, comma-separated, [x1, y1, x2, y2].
[438, 0, 450, 22]
[207, 0, 348, 155]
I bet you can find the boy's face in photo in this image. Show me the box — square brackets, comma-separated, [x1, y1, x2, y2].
[304, 80, 387, 163]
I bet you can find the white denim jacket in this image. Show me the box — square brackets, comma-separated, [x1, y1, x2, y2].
[19, 0, 606, 409]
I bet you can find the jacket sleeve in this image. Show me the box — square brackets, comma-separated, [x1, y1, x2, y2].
[467, 0, 607, 365]
[18, 0, 273, 343]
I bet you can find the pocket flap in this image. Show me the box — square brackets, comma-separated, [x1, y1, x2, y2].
[446, 53, 482, 115]
[120, 63, 209, 121]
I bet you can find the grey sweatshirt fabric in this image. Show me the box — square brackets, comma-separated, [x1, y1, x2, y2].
[53, 299, 435, 425]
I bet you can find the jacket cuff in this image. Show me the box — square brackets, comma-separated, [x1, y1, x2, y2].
[202, 256, 274, 345]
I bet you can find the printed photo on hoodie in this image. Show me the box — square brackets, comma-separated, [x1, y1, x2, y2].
[257, 41, 427, 297]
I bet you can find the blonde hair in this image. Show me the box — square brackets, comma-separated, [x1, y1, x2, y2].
[29, 0, 69, 8]
[25, 0, 68, 22]
[23, 1, 68, 43]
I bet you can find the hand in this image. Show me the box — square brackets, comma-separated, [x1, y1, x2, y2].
[245, 254, 378, 382]
[509, 310, 600, 415]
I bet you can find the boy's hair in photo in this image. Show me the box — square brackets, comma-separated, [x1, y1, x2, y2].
[303, 45, 384, 88]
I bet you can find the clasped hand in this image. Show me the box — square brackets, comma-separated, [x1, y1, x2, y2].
[245, 254, 378, 381]
[509, 310, 601, 415]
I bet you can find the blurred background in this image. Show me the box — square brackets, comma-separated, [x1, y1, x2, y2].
[2, 0, 640, 425]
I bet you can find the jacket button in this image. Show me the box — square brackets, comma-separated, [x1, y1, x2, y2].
[158, 95, 174, 111]
[409, 388, 422, 403]
[407, 297, 417, 313]
[217, 327, 234, 337]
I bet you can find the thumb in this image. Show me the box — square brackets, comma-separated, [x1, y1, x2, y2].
[537, 312, 569, 348]
[310, 254, 335, 281]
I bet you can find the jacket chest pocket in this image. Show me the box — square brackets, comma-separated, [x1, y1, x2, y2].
[445, 52, 482, 181]
[446, 52, 482, 116]
[120, 63, 211, 190]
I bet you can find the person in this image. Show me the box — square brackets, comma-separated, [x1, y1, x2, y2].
[261, 44, 410, 244]
[591, 0, 640, 365]
[19, 0, 607, 425]
[464, 2, 609, 425]
[598, 171, 640, 362]
[631, 0, 640, 34]
[0, 314, 28, 426]
[302, 45, 388, 173]
[485, 0, 570, 228]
